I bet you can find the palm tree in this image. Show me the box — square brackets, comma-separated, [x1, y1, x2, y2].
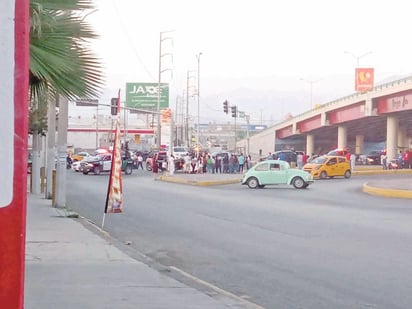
[29, 0, 104, 195]
[30, 0, 103, 101]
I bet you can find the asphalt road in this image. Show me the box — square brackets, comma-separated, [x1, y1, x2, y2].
[67, 170, 412, 309]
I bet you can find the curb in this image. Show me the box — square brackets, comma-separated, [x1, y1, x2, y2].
[362, 183, 412, 199]
[156, 169, 412, 191]
[352, 169, 412, 176]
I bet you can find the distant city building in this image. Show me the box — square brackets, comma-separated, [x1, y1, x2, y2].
[68, 101, 267, 152]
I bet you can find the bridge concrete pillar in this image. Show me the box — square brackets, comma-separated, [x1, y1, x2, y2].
[397, 126, 407, 150]
[386, 115, 398, 160]
[306, 134, 315, 156]
[355, 135, 364, 155]
[337, 126, 347, 149]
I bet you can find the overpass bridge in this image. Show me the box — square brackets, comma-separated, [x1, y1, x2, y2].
[237, 76, 412, 161]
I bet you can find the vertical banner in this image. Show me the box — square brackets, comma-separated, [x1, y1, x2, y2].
[161, 108, 172, 149]
[355, 68, 374, 92]
[0, 0, 29, 308]
[104, 90, 123, 214]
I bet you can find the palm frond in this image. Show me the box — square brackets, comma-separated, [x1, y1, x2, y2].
[30, 0, 104, 101]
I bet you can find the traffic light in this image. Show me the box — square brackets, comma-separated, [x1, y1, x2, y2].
[223, 100, 228, 114]
[110, 97, 118, 115]
[231, 105, 237, 118]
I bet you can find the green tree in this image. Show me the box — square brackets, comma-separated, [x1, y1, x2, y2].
[29, 0, 104, 196]
[29, 0, 104, 134]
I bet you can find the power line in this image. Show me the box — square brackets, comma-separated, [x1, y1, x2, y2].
[109, 0, 156, 81]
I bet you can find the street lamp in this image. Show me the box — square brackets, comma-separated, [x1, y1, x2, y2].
[300, 78, 321, 109]
[196, 52, 202, 157]
[344, 50, 372, 67]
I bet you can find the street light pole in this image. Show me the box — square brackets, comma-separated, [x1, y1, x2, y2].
[300, 78, 321, 109]
[344, 50, 372, 67]
[196, 52, 202, 157]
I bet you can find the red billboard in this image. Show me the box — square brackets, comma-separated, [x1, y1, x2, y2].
[355, 68, 374, 92]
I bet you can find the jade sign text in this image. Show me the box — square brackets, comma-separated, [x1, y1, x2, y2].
[125, 82, 169, 109]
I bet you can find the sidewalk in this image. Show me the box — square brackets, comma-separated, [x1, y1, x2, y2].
[24, 194, 260, 309]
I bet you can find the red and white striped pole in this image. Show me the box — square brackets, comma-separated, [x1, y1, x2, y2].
[0, 0, 30, 308]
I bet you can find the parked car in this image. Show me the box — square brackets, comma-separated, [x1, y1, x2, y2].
[71, 160, 82, 172]
[326, 148, 350, 157]
[211, 151, 230, 161]
[82, 153, 133, 175]
[272, 150, 297, 163]
[303, 155, 351, 179]
[72, 155, 97, 172]
[172, 146, 189, 159]
[145, 151, 168, 171]
[366, 150, 385, 165]
[71, 151, 91, 162]
[146, 151, 185, 172]
[241, 159, 314, 189]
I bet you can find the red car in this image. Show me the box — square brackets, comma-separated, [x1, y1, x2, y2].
[145, 151, 168, 171]
[145, 151, 185, 172]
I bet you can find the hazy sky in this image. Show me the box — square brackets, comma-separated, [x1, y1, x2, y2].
[85, 0, 412, 124]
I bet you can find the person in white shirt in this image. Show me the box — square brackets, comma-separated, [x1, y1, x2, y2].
[168, 154, 175, 175]
[380, 153, 387, 170]
[297, 153, 303, 169]
[350, 153, 356, 170]
[184, 154, 191, 173]
[136, 153, 144, 170]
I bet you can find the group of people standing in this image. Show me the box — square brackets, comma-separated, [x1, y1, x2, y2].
[144, 151, 253, 176]
[180, 152, 251, 175]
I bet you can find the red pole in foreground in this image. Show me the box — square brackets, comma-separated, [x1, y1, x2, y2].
[0, 1, 30, 308]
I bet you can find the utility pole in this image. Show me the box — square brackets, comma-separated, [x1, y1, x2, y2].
[156, 33, 162, 150]
[246, 114, 250, 156]
[234, 109, 237, 152]
[186, 70, 196, 147]
[231, 105, 237, 151]
[95, 102, 98, 148]
[196, 52, 202, 156]
[174, 95, 180, 146]
[46, 93, 57, 198]
[156, 30, 174, 150]
[55, 95, 68, 207]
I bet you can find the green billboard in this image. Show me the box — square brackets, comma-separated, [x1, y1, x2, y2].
[125, 82, 169, 110]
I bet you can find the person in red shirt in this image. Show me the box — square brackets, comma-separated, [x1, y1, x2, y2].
[302, 153, 308, 165]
